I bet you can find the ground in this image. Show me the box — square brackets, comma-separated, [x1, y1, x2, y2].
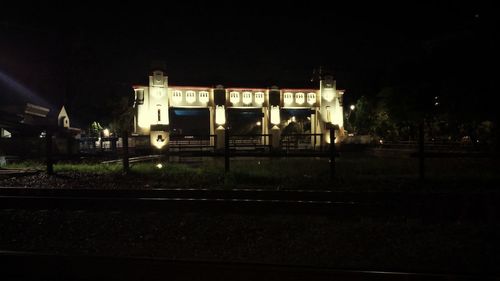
[1, 154, 499, 191]
[0, 209, 498, 274]
[1, 153, 499, 275]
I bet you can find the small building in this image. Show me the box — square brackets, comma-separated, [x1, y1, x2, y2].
[0, 103, 81, 158]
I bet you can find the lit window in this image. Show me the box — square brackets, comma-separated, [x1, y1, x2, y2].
[242, 91, 252, 105]
[230, 91, 240, 104]
[199, 91, 209, 103]
[254, 92, 264, 104]
[270, 105, 280, 125]
[186, 91, 196, 103]
[135, 89, 144, 105]
[215, 105, 225, 125]
[295, 92, 305, 105]
[307, 92, 316, 105]
[284, 92, 293, 105]
[172, 90, 182, 103]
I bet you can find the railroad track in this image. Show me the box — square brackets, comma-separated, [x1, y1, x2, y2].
[0, 187, 498, 219]
[0, 250, 493, 281]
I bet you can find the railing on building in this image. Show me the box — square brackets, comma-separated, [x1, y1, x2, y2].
[228, 134, 272, 153]
[280, 133, 324, 152]
[169, 134, 217, 153]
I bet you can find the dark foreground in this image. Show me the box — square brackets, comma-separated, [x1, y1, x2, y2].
[2, 250, 494, 281]
[0, 205, 499, 278]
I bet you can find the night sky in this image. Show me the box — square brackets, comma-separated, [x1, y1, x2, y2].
[0, 3, 495, 122]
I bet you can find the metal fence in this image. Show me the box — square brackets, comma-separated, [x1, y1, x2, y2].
[228, 134, 272, 152]
[280, 133, 324, 152]
[169, 134, 217, 153]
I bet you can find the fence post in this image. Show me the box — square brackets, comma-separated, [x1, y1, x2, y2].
[122, 131, 130, 175]
[46, 127, 54, 175]
[419, 120, 425, 181]
[225, 128, 230, 172]
[330, 127, 336, 178]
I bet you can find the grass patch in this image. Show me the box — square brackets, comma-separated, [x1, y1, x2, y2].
[3, 155, 499, 191]
[3, 161, 44, 170]
[54, 163, 123, 174]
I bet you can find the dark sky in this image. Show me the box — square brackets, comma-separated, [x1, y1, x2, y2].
[0, 2, 495, 113]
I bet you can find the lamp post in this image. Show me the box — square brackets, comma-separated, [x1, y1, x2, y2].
[348, 104, 355, 119]
[345, 104, 356, 134]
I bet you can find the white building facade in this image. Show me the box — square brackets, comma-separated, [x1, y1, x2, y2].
[133, 70, 344, 150]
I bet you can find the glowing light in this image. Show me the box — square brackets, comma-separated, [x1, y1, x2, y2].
[172, 90, 182, 103]
[270, 105, 280, 125]
[332, 106, 343, 127]
[103, 129, 110, 137]
[230, 91, 240, 104]
[215, 105, 226, 125]
[0, 71, 50, 107]
[350, 104, 355, 111]
[295, 92, 305, 105]
[1, 129, 12, 138]
[325, 130, 339, 144]
[256, 121, 261, 126]
[307, 92, 316, 105]
[186, 91, 196, 103]
[284, 92, 293, 105]
[291, 116, 296, 122]
[242, 91, 252, 105]
[156, 163, 163, 169]
[322, 89, 334, 102]
[134, 89, 144, 105]
[199, 91, 209, 103]
[254, 92, 264, 104]
[151, 133, 167, 149]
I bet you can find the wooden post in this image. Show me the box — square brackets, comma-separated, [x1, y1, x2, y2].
[122, 131, 130, 174]
[46, 128, 54, 175]
[330, 127, 336, 178]
[224, 128, 230, 173]
[418, 120, 425, 181]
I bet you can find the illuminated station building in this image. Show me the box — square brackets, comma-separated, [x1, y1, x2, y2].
[132, 69, 345, 150]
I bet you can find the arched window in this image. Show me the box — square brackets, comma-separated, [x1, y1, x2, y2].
[186, 91, 196, 104]
[172, 90, 183, 103]
[242, 91, 252, 105]
[295, 92, 305, 105]
[254, 92, 264, 104]
[199, 91, 209, 103]
[229, 91, 240, 104]
[307, 92, 316, 105]
[284, 92, 293, 105]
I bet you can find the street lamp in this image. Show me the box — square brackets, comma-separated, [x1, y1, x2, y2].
[102, 128, 110, 137]
[346, 105, 356, 135]
[347, 105, 355, 119]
